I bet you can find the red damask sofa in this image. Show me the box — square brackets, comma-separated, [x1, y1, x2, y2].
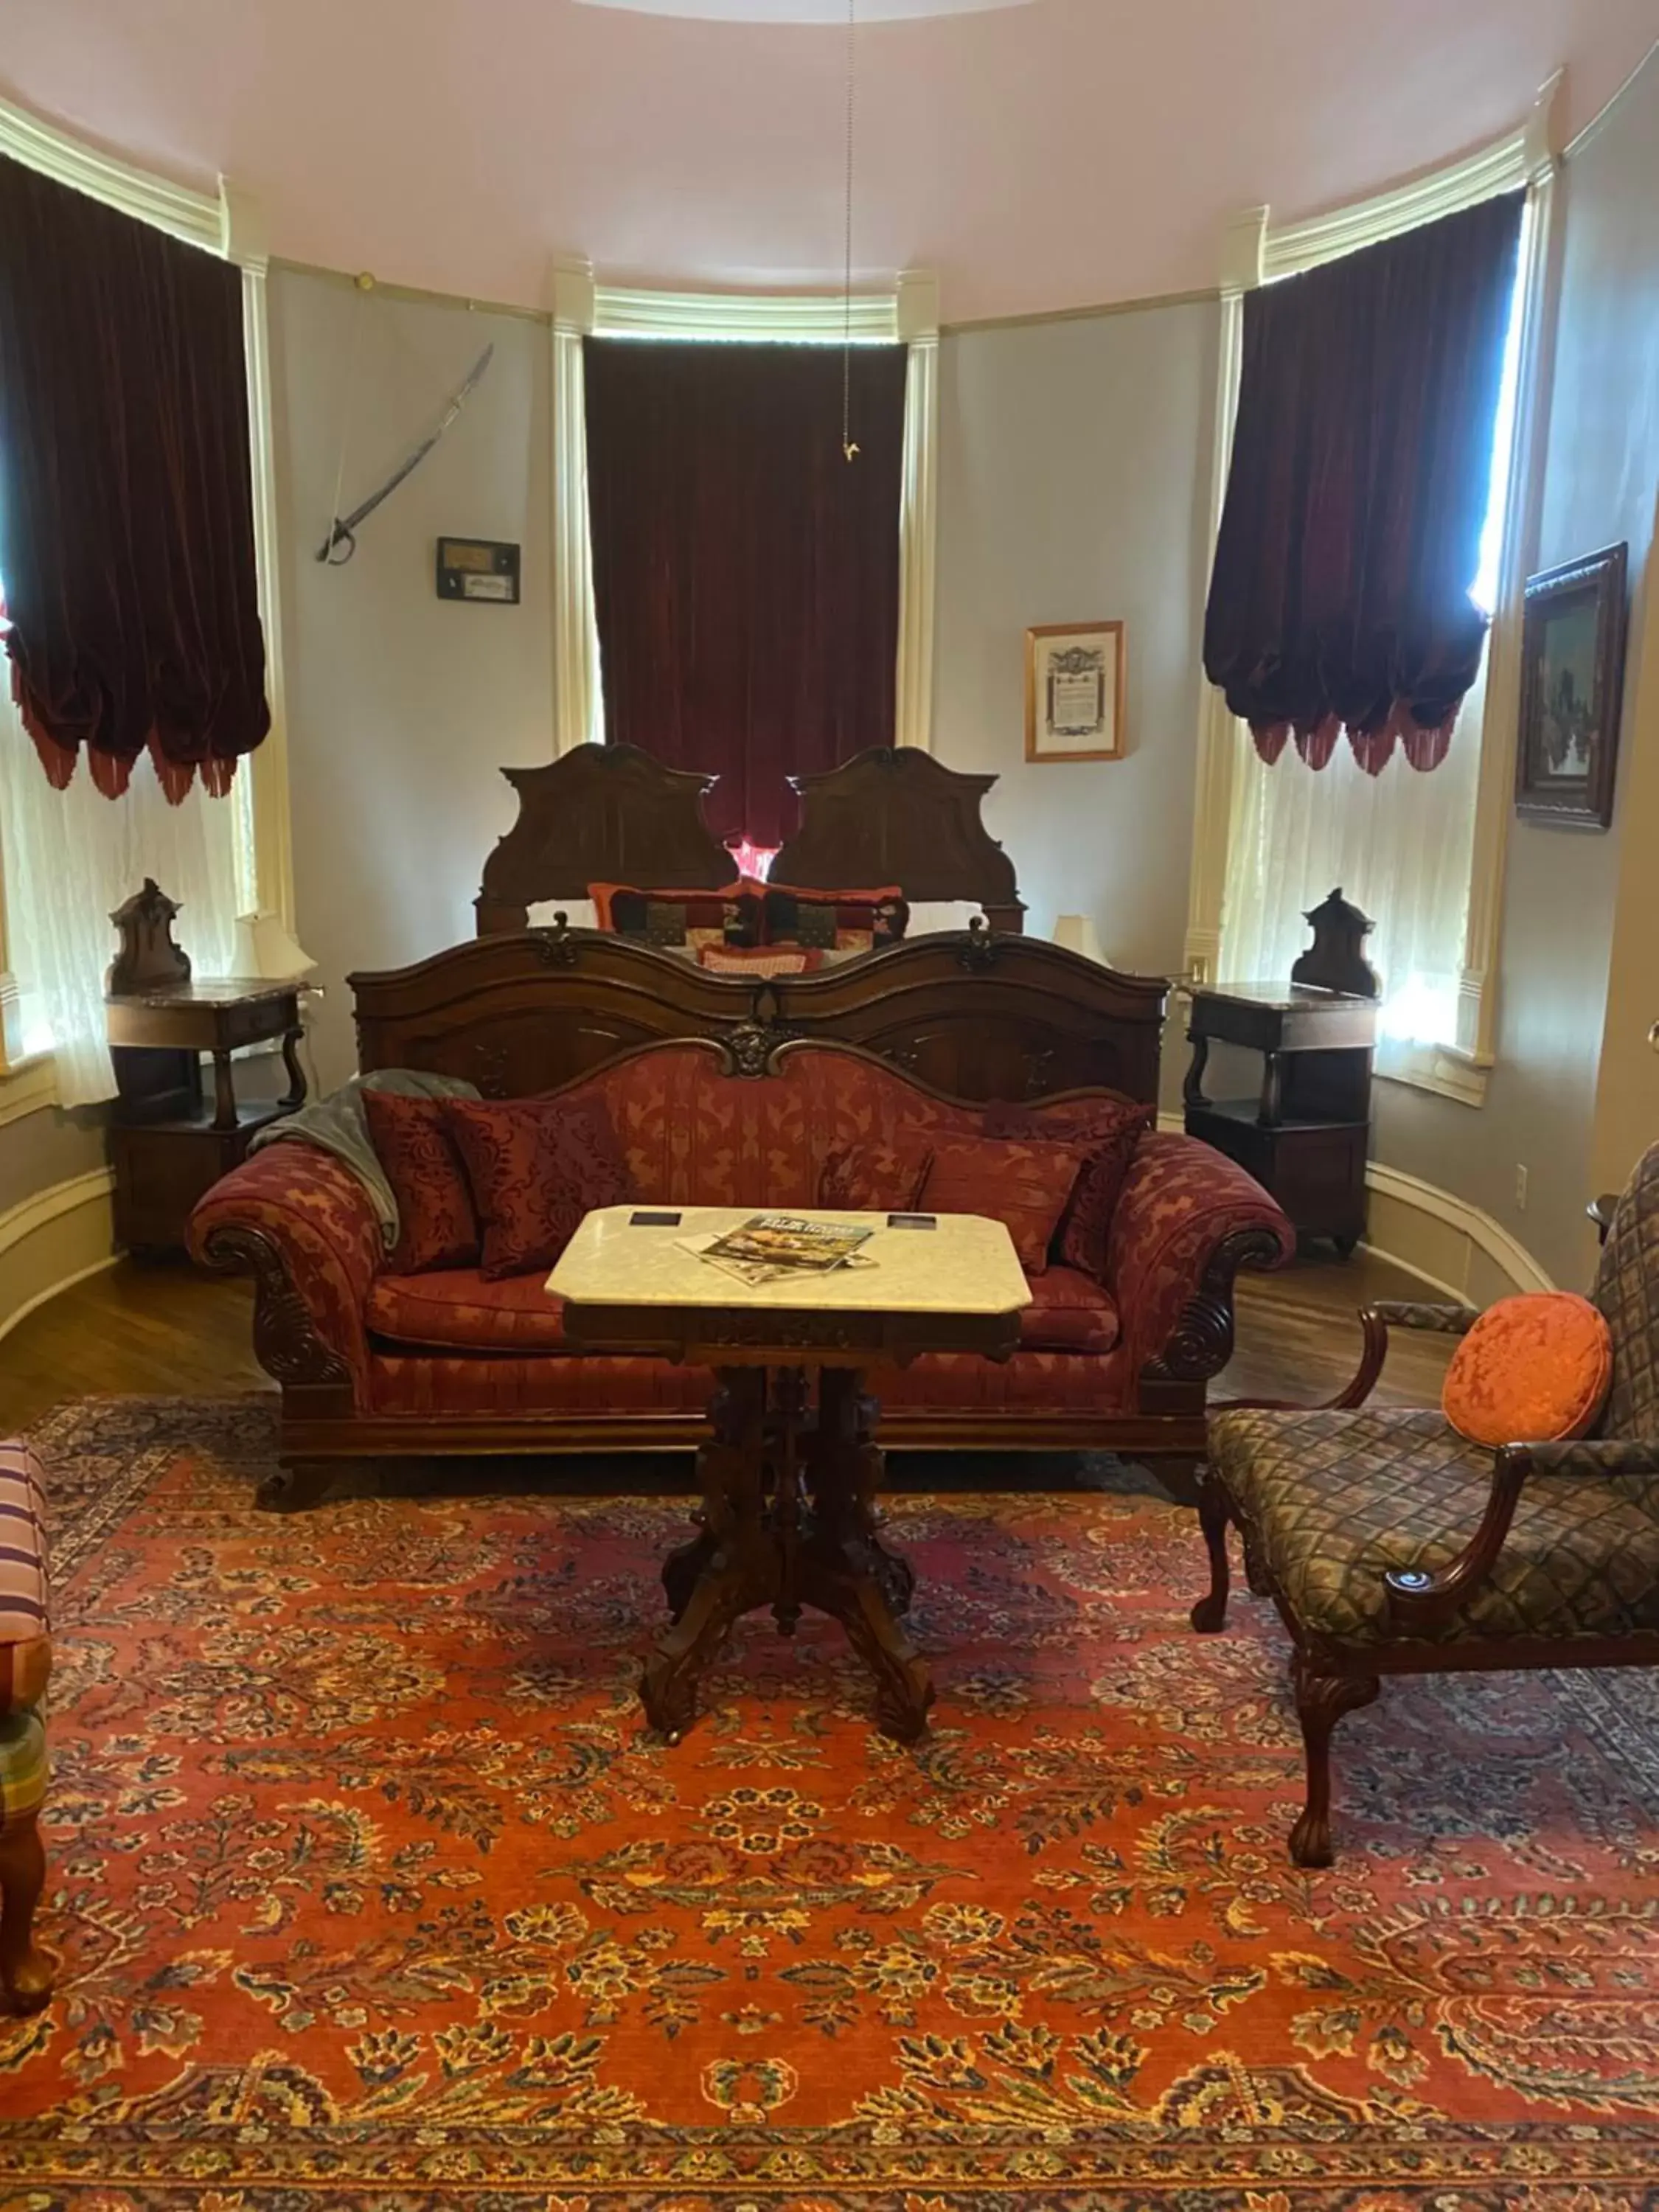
[189, 1040, 1292, 1509]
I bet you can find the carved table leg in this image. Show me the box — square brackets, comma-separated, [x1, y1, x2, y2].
[0, 1810, 52, 2014]
[1288, 1656, 1380, 1868]
[643, 1369, 771, 1741]
[813, 1368, 916, 1615]
[803, 1366, 933, 1742]
[211, 1049, 238, 1133]
[279, 1025, 307, 1110]
[1189, 1465, 1232, 1633]
[1183, 1031, 1211, 1112]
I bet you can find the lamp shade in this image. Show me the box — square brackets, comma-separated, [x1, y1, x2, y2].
[233, 911, 317, 981]
[1053, 913, 1108, 966]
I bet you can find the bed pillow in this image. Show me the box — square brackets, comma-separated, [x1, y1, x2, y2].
[984, 1093, 1154, 1278]
[698, 944, 825, 978]
[1441, 1292, 1613, 1448]
[363, 1088, 481, 1273]
[761, 883, 909, 955]
[818, 1133, 935, 1214]
[918, 1134, 1090, 1276]
[589, 879, 763, 952]
[448, 1094, 635, 1281]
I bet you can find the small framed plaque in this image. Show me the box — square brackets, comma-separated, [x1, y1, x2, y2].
[436, 536, 521, 605]
[1026, 621, 1125, 763]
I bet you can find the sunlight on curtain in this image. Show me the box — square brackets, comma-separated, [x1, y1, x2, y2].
[1217, 215, 1527, 1053]
[1219, 647, 1488, 1045]
[1, 688, 242, 1105]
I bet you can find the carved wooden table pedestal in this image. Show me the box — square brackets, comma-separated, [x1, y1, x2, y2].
[552, 1206, 1029, 1744]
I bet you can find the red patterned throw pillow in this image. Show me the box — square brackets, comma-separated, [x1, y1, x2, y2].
[818, 1134, 935, 1213]
[448, 1094, 635, 1281]
[363, 1088, 481, 1273]
[984, 1094, 1153, 1278]
[919, 1134, 1089, 1276]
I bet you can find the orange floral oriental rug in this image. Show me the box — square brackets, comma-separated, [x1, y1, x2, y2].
[7, 1401, 1659, 2208]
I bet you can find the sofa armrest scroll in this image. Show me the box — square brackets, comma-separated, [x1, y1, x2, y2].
[187, 1147, 382, 1406]
[1107, 1131, 1294, 1384]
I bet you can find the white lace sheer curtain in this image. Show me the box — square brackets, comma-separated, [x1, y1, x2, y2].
[1, 685, 243, 1105]
[1218, 647, 1489, 1050]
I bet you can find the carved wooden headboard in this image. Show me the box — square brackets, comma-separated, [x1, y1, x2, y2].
[475, 743, 1025, 936]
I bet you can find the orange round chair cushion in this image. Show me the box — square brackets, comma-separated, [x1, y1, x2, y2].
[1441, 1292, 1613, 1448]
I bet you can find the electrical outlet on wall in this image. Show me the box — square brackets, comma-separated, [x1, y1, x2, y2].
[1516, 1165, 1529, 1211]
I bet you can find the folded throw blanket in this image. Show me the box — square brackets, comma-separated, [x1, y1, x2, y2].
[250, 1070, 480, 1249]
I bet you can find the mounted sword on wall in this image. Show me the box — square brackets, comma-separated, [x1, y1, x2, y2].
[315, 338, 496, 563]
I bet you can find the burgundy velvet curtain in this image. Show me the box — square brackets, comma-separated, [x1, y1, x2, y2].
[584, 338, 907, 848]
[1203, 192, 1525, 774]
[0, 155, 269, 799]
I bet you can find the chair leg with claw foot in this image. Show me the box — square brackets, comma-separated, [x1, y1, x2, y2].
[1189, 1467, 1232, 1633]
[1288, 1658, 1380, 1868]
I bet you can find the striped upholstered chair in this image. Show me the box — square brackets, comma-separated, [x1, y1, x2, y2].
[0, 1441, 52, 2011]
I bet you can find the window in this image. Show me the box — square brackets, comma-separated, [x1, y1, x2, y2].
[1217, 221, 1531, 1068]
[549, 265, 940, 763]
[0, 91, 296, 1105]
[0, 669, 249, 1105]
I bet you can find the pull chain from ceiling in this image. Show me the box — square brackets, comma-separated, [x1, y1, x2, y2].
[841, 0, 860, 462]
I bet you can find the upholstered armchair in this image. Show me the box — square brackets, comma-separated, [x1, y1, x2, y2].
[1194, 1141, 1659, 1868]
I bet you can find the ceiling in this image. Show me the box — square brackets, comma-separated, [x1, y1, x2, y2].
[1, 1, 1652, 323]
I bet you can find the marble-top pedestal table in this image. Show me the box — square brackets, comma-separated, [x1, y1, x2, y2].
[550, 1206, 1029, 1744]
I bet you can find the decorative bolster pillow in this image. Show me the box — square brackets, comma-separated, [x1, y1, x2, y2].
[760, 884, 909, 954]
[589, 880, 765, 951]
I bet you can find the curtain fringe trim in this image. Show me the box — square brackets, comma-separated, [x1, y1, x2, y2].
[1251, 697, 1461, 776]
[12, 667, 240, 802]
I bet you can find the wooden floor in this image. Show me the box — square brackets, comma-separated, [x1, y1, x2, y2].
[0, 1245, 1453, 1439]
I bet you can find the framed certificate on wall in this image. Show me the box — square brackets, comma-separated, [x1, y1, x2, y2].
[1025, 621, 1126, 762]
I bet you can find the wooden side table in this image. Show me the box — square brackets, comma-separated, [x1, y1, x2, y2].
[552, 1205, 1029, 1743]
[105, 880, 309, 1256]
[1183, 982, 1377, 1257]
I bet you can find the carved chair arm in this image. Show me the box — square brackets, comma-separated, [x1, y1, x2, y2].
[1215, 1300, 1479, 1415]
[1384, 1435, 1659, 1632]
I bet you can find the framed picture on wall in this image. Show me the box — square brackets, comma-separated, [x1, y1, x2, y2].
[1025, 621, 1126, 762]
[1516, 543, 1628, 830]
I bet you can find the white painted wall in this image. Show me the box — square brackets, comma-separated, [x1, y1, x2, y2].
[268, 269, 552, 1088]
[931, 300, 1220, 984]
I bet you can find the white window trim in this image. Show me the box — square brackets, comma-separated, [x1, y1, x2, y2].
[546, 257, 941, 759]
[1182, 72, 1566, 1107]
[0, 93, 297, 1087]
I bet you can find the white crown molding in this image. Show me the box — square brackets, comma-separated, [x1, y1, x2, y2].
[0, 88, 224, 255]
[593, 285, 900, 343]
[1262, 72, 1565, 282]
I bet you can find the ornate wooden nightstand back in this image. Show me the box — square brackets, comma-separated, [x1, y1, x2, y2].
[1183, 890, 1380, 1259]
[105, 880, 308, 1256]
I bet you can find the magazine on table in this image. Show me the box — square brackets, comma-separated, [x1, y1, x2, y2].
[680, 1213, 877, 1288]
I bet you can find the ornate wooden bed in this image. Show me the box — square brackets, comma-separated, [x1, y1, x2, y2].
[475, 742, 1027, 938]
[361, 744, 1161, 1107]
